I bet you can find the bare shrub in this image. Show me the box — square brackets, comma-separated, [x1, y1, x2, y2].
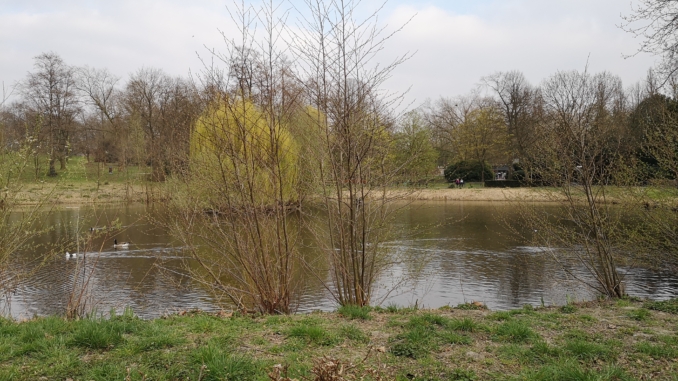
[165, 1, 302, 314]
[517, 70, 632, 298]
[291, 0, 414, 307]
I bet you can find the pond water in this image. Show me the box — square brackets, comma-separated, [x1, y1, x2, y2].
[4, 202, 678, 319]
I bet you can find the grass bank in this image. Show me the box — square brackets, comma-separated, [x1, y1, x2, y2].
[2, 299, 677, 380]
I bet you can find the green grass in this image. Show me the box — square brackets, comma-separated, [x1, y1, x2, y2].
[560, 304, 577, 314]
[390, 313, 475, 359]
[519, 361, 633, 381]
[339, 324, 370, 343]
[494, 320, 539, 343]
[0, 301, 676, 381]
[487, 311, 515, 321]
[192, 344, 262, 381]
[455, 302, 487, 310]
[287, 323, 338, 346]
[70, 319, 126, 349]
[626, 308, 652, 321]
[448, 368, 478, 381]
[337, 305, 372, 320]
[390, 324, 439, 359]
[644, 298, 678, 314]
[563, 339, 615, 361]
[448, 317, 482, 332]
[17, 155, 150, 184]
[635, 335, 678, 359]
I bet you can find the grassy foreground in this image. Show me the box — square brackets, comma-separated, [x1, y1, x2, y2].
[1, 299, 678, 380]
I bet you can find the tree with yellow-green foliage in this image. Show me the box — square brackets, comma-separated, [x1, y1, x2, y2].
[452, 104, 509, 182]
[393, 110, 439, 184]
[164, 1, 304, 314]
[169, 91, 303, 314]
[191, 96, 299, 208]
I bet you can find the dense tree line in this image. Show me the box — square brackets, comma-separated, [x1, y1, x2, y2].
[423, 69, 678, 186]
[0, 53, 199, 181]
[2, 50, 677, 189]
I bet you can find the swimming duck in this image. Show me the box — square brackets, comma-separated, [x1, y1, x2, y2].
[113, 239, 130, 249]
[65, 251, 76, 259]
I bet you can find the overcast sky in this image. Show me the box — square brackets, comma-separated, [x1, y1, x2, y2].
[0, 0, 658, 106]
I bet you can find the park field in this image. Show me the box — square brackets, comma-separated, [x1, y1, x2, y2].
[10, 157, 678, 205]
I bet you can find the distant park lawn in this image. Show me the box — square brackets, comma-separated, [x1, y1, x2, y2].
[10, 157, 678, 205]
[17, 156, 150, 184]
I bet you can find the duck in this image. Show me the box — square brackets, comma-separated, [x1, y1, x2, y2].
[65, 251, 77, 259]
[113, 239, 130, 249]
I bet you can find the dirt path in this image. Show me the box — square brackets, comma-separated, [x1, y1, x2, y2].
[390, 187, 563, 202]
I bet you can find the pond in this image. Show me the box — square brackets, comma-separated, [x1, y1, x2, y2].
[4, 202, 678, 319]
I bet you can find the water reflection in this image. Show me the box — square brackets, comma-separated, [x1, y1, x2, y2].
[3, 202, 677, 319]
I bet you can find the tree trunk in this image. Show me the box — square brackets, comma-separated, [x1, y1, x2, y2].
[48, 158, 57, 177]
[481, 160, 485, 183]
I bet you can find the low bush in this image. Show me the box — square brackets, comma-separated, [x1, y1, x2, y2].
[444, 160, 493, 183]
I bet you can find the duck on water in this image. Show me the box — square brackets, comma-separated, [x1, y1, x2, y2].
[113, 239, 130, 249]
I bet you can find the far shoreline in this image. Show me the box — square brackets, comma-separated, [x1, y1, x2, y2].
[15, 185, 561, 207]
[20, 183, 677, 207]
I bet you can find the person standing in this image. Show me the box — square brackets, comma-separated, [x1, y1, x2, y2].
[460, 178, 464, 188]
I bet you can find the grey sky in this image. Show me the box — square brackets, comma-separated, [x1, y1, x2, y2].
[0, 0, 657, 106]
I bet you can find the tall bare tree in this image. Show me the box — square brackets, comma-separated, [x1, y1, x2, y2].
[622, 1, 678, 83]
[76, 66, 124, 178]
[124, 68, 196, 181]
[22, 52, 79, 176]
[523, 70, 630, 298]
[483, 71, 544, 172]
[291, 0, 412, 306]
[425, 95, 480, 166]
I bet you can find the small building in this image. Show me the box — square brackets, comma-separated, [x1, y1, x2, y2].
[492, 165, 510, 180]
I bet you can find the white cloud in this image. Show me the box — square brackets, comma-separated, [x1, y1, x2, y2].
[0, 0, 659, 107]
[379, 1, 657, 106]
